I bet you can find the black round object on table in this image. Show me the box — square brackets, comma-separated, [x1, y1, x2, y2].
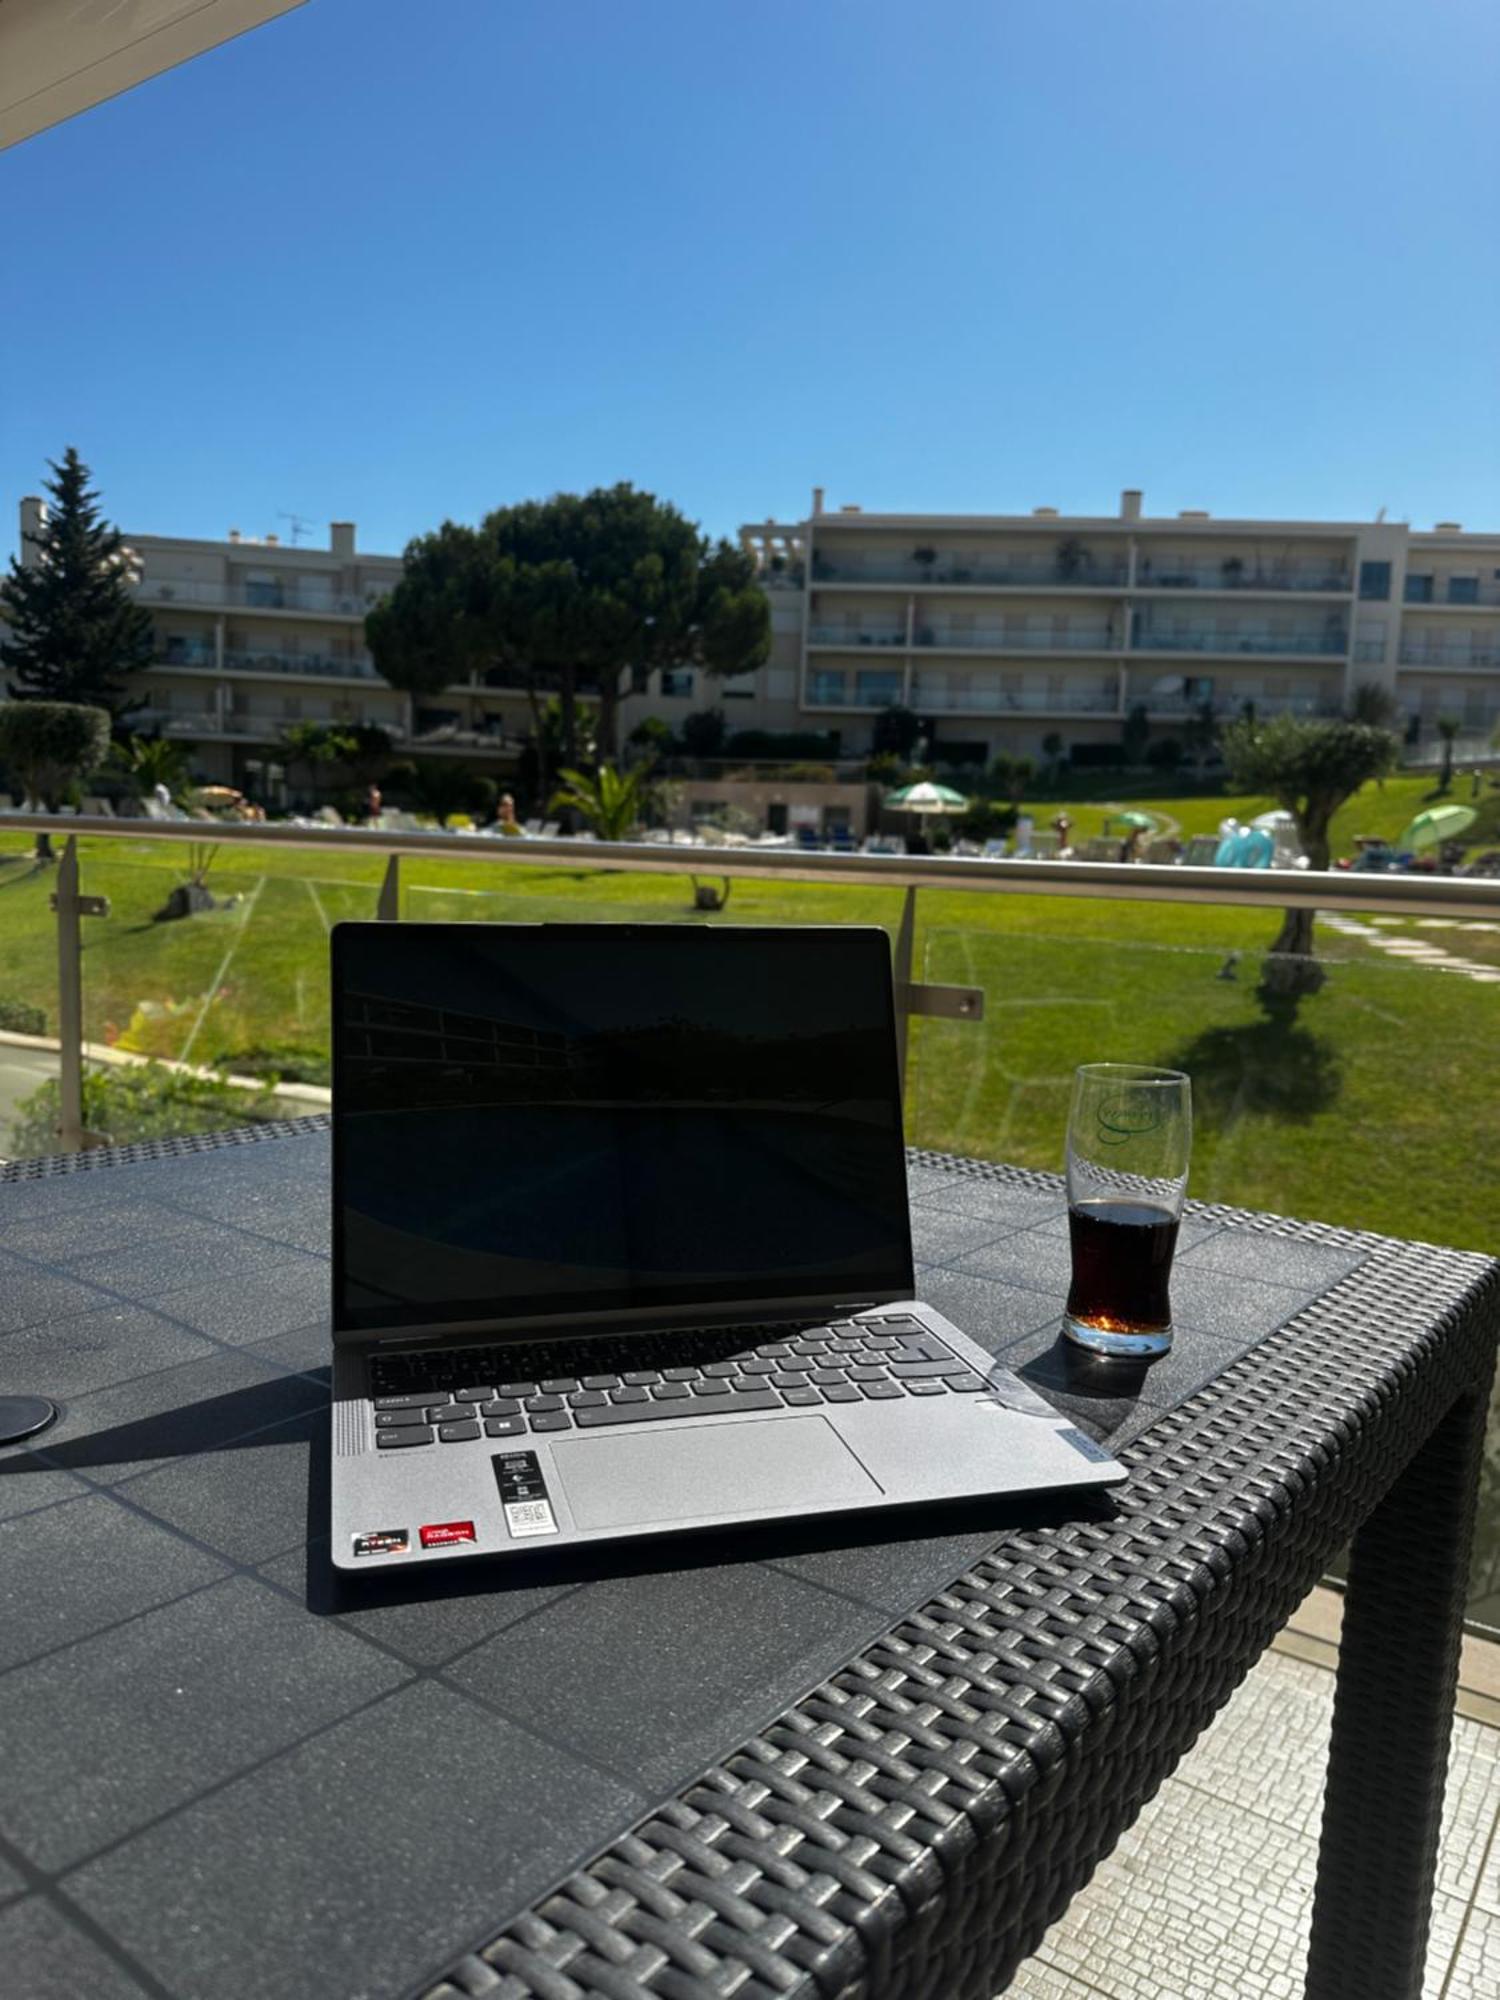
[0, 1395, 59, 1446]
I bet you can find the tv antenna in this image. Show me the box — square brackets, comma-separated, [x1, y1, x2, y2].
[277, 511, 320, 546]
[1375, 505, 1387, 523]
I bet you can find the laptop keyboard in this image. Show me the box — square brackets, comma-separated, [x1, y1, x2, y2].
[367, 1314, 987, 1451]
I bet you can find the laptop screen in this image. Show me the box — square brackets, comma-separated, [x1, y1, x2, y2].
[331, 924, 914, 1335]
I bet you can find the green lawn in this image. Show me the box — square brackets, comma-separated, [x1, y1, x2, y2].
[0, 770, 1495, 1255]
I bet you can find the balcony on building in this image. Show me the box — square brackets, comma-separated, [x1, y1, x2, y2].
[1402, 570, 1500, 609]
[1130, 610, 1348, 658]
[1398, 635, 1500, 671]
[137, 574, 394, 617]
[153, 635, 386, 683]
[1128, 672, 1344, 719]
[808, 534, 1130, 591]
[1132, 544, 1351, 594]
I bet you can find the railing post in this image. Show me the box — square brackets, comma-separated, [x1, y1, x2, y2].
[894, 885, 917, 1094]
[376, 854, 401, 921]
[54, 836, 86, 1152]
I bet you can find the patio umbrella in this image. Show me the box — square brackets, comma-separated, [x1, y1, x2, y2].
[1397, 805, 1477, 851]
[1104, 809, 1157, 832]
[1250, 809, 1296, 831]
[887, 781, 968, 815]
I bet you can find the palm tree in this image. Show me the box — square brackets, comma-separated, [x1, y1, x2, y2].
[549, 762, 655, 840]
[119, 733, 193, 805]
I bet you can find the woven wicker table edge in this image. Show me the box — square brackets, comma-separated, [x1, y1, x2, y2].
[407, 1171, 1499, 2000]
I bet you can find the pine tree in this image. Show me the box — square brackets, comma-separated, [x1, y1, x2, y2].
[1, 448, 154, 717]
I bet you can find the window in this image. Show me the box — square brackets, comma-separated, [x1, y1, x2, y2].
[720, 670, 757, 699]
[1358, 561, 1391, 601]
[660, 668, 695, 698]
[1404, 574, 1434, 603]
[855, 669, 901, 706]
[808, 670, 847, 705]
[629, 664, 650, 694]
[1447, 576, 1479, 605]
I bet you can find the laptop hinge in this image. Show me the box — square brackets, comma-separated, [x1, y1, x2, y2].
[355, 1296, 900, 1349]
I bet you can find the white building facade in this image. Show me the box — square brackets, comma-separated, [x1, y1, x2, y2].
[10, 491, 1499, 786]
[739, 489, 1500, 761]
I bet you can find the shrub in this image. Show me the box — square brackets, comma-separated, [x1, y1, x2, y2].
[1146, 737, 1185, 770]
[10, 1062, 278, 1154]
[680, 708, 728, 758]
[0, 700, 111, 808]
[1070, 742, 1127, 768]
[0, 996, 46, 1036]
[211, 1043, 331, 1088]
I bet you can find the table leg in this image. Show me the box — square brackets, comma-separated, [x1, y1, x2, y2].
[1305, 1381, 1492, 1999]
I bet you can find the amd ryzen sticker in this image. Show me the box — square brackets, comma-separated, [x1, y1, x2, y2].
[352, 1528, 409, 1558]
[493, 1450, 558, 1537]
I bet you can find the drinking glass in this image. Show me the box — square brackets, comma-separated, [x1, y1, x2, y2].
[1063, 1063, 1192, 1359]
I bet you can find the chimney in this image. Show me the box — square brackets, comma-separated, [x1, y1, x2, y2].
[1032, 506, 1060, 518]
[811, 486, 825, 516]
[838, 504, 862, 513]
[1120, 488, 1142, 521]
[18, 495, 45, 562]
[265, 532, 280, 546]
[228, 528, 241, 542]
[1434, 521, 1463, 533]
[330, 521, 356, 559]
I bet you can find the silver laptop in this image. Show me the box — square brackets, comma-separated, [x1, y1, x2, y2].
[328, 922, 1125, 1572]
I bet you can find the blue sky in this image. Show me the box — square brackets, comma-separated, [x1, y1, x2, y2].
[3, 0, 1497, 561]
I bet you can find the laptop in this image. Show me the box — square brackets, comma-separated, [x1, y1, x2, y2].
[328, 922, 1125, 1571]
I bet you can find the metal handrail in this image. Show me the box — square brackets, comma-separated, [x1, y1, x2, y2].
[2, 812, 1497, 918]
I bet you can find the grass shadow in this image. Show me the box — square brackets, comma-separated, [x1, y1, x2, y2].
[1164, 1007, 1343, 1125]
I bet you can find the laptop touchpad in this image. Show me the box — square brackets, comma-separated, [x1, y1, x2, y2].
[551, 1417, 881, 1532]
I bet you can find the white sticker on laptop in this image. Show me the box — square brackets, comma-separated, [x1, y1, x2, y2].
[494, 1451, 559, 1537]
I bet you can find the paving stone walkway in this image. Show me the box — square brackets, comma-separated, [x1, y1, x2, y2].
[1321, 912, 1500, 984]
[1009, 1641, 1500, 1999]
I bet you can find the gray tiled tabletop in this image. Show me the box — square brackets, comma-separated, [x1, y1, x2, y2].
[0, 1130, 1370, 2000]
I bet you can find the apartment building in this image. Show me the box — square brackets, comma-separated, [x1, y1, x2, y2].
[10, 492, 1498, 787]
[18, 508, 534, 788]
[9, 502, 788, 789]
[738, 489, 1500, 760]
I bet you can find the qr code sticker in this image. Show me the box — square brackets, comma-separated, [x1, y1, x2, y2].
[506, 1499, 557, 1537]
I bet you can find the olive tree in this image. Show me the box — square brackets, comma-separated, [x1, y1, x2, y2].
[0, 700, 111, 859]
[1221, 713, 1397, 995]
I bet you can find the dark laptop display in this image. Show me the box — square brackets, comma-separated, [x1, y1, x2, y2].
[331, 924, 915, 1334]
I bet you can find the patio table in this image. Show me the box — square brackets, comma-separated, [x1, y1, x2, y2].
[0, 1119, 1493, 2000]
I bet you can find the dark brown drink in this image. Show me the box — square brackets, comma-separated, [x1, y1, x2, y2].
[1066, 1199, 1180, 1335]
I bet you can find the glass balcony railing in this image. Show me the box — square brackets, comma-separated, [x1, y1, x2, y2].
[153, 648, 385, 681]
[222, 649, 383, 681]
[1135, 564, 1350, 593]
[811, 557, 1130, 589]
[4, 822, 1497, 1627]
[1399, 640, 1500, 670]
[1130, 690, 1342, 718]
[808, 625, 1121, 652]
[809, 558, 1350, 593]
[806, 627, 907, 648]
[908, 683, 1119, 715]
[136, 577, 393, 615]
[1132, 629, 1348, 657]
[1404, 578, 1500, 608]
